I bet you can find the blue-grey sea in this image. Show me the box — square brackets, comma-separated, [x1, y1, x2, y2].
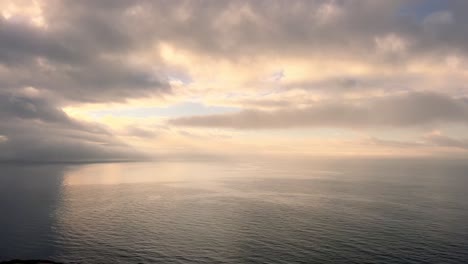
[1, 158, 467, 263]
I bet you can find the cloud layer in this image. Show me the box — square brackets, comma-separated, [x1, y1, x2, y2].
[170, 92, 468, 129]
[2, 0, 468, 160]
[0, 89, 144, 162]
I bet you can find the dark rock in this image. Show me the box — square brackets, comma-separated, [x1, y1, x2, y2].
[0, 260, 63, 264]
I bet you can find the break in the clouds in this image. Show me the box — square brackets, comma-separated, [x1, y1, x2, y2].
[1, 0, 468, 161]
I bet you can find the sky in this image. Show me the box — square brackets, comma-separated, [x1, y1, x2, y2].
[1, 0, 468, 162]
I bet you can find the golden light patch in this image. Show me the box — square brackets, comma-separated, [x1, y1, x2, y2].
[1, 0, 46, 28]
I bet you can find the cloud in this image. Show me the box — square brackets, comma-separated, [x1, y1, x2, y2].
[0, 9, 169, 103]
[0, 1, 177, 161]
[2, 0, 468, 160]
[124, 126, 159, 139]
[170, 92, 468, 129]
[0, 90, 145, 162]
[2, 0, 468, 104]
[423, 11, 454, 28]
[424, 131, 468, 150]
[4, 0, 466, 66]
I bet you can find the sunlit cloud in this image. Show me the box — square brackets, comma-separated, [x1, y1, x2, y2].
[2, 0, 468, 161]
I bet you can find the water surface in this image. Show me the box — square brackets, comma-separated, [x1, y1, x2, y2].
[1, 158, 467, 263]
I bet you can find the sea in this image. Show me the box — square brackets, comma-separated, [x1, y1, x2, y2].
[1, 157, 467, 263]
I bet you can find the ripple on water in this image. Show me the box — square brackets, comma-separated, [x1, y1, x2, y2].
[1, 161, 468, 263]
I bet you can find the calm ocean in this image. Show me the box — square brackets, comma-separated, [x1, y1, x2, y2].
[1, 158, 467, 263]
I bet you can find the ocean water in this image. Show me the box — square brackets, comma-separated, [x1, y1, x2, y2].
[1, 158, 467, 263]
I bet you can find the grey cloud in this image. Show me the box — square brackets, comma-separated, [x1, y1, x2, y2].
[0, 135, 143, 163]
[365, 137, 424, 148]
[169, 92, 468, 129]
[0, 18, 79, 64]
[124, 126, 159, 139]
[363, 134, 468, 153]
[236, 99, 295, 109]
[0, 10, 169, 103]
[424, 133, 468, 150]
[0, 91, 145, 162]
[120, 0, 468, 59]
[0, 92, 74, 125]
[283, 75, 419, 94]
[2, 0, 468, 161]
[2, 0, 467, 103]
[423, 11, 454, 29]
[9, 0, 468, 66]
[0, 90, 112, 134]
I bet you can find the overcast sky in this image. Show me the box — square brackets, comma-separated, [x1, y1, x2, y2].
[1, 0, 468, 161]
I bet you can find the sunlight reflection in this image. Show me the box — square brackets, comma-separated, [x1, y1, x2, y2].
[62, 162, 235, 186]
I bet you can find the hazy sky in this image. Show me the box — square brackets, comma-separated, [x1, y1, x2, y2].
[1, 0, 468, 161]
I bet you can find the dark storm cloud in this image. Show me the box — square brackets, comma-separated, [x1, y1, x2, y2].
[170, 92, 468, 129]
